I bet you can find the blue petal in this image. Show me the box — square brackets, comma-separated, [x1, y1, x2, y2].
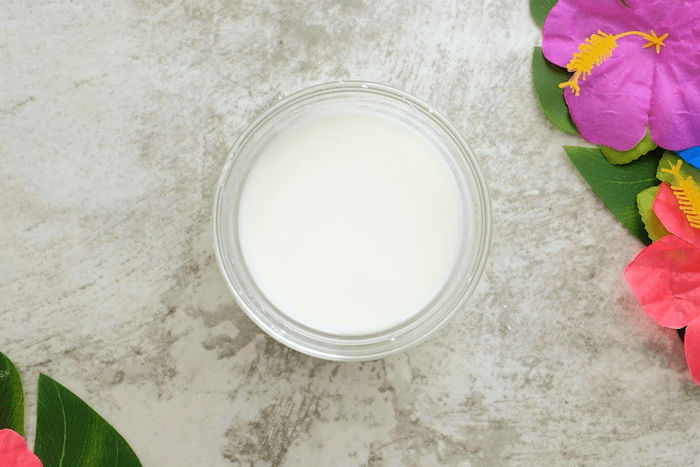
[679, 147, 700, 170]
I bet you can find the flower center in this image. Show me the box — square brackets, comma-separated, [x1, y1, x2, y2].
[661, 159, 700, 230]
[559, 30, 668, 96]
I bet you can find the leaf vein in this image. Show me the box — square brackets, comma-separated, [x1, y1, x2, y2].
[54, 381, 67, 467]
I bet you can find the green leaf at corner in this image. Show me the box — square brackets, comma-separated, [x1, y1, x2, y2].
[530, 0, 558, 28]
[657, 151, 700, 185]
[565, 146, 662, 245]
[35, 374, 142, 467]
[600, 134, 657, 165]
[532, 47, 578, 135]
[637, 186, 670, 242]
[0, 352, 24, 435]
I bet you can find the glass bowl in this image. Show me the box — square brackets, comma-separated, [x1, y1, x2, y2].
[212, 81, 491, 361]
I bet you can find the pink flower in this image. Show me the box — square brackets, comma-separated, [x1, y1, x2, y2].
[0, 429, 42, 467]
[625, 182, 700, 383]
[542, 0, 700, 151]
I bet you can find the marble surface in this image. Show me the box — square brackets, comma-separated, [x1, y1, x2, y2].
[3, 0, 700, 466]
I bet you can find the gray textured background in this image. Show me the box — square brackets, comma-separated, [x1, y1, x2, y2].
[3, 1, 699, 466]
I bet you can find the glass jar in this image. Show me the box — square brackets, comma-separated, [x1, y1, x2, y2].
[212, 81, 491, 361]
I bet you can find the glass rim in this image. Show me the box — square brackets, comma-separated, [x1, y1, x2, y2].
[212, 80, 492, 361]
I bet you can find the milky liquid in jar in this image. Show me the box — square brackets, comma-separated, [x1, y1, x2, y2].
[237, 111, 464, 336]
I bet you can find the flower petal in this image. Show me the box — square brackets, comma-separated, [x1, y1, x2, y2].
[644, 1, 700, 150]
[653, 182, 700, 248]
[649, 51, 700, 151]
[622, 0, 700, 32]
[624, 234, 700, 328]
[684, 320, 700, 385]
[605, 0, 700, 150]
[542, 0, 647, 67]
[0, 429, 42, 467]
[679, 147, 700, 170]
[564, 48, 654, 150]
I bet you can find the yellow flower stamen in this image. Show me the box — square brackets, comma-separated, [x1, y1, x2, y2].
[660, 159, 700, 229]
[559, 30, 668, 96]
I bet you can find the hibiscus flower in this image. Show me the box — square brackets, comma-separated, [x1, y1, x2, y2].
[542, 0, 700, 152]
[625, 160, 700, 383]
[0, 429, 42, 467]
[680, 146, 700, 169]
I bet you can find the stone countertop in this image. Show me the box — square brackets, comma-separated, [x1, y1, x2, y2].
[2, 1, 698, 466]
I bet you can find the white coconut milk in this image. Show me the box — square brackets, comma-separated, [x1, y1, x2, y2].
[238, 111, 464, 335]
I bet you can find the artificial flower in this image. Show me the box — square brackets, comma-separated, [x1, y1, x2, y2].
[542, 0, 700, 152]
[679, 146, 700, 170]
[625, 162, 700, 382]
[0, 429, 42, 467]
[625, 183, 700, 326]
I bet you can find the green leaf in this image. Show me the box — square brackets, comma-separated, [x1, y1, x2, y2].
[35, 374, 142, 467]
[637, 186, 670, 242]
[657, 151, 700, 185]
[565, 146, 663, 244]
[600, 134, 657, 165]
[0, 352, 24, 435]
[530, 0, 558, 28]
[532, 47, 578, 135]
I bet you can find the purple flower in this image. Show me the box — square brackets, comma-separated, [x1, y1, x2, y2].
[542, 0, 700, 151]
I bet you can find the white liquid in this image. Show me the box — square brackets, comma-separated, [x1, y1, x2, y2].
[238, 112, 464, 335]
